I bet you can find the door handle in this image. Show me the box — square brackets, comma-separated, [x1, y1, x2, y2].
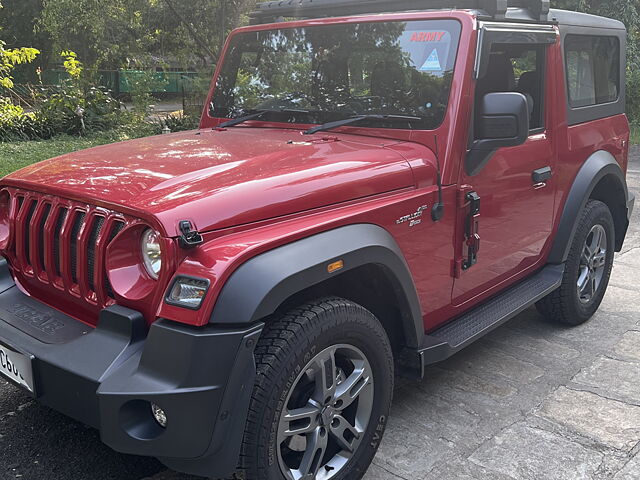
[532, 166, 553, 185]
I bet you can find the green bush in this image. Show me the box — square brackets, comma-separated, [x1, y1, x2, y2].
[627, 70, 640, 127]
[160, 113, 199, 133]
[39, 85, 123, 135]
[124, 70, 169, 117]
[0, 98, 56, 141]
[0, 83, 127, 141]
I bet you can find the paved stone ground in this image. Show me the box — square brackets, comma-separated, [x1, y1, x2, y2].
[0, 149, 638, 480]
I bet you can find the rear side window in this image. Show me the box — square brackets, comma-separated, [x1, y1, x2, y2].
[565, 35, 620, 108]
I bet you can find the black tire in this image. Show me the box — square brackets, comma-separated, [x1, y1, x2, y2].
[238, 297, 394, 480]
[536, 200, 615, 325]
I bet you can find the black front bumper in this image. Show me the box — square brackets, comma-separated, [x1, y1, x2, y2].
[0, 261, 262, 478]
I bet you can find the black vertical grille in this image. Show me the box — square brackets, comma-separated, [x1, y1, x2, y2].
[53, 208, 68, 276]
[86, 216, 105, 291]
[69, 212, 86, 284]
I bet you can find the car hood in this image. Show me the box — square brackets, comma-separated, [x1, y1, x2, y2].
[3, 128, 415, 236]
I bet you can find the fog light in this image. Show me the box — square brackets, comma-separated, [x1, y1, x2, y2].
[166, 276, 210, 310]
[151, 403, 167, 428]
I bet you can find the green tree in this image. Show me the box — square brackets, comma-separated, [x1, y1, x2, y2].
[38, 0, 256, 71]
[0, 0, 51, 76]
[0, 1, 40, 88]
[38, 0, 152, 71]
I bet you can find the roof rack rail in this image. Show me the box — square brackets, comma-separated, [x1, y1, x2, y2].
[250, 0, 551, 23]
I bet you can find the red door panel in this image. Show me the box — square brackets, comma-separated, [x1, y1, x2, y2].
[452, 133, 556, 306]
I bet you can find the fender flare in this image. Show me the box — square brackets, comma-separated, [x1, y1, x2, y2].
[210, 224, 424, 349]
[548, 150, 629, 264]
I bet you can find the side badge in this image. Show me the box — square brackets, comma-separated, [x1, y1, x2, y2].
[396, 205, 428, 227]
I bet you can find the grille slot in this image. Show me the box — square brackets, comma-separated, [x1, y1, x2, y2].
[37, 203, 52, 270]
[23, 200, 37, 266]
[87, 216, 105, 291]
[53, 208, 68, 276]
[104, 220, 125, 299]
[69, 211, 86, 284]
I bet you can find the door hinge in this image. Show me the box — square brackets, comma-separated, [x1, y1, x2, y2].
[454, 188, 481, 277]
[462, 191, 481, 271]
[178, 220, 203, 249]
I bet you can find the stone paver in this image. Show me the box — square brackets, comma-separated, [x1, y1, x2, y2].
[614, 457, 640, 480]
[536, 386, 640, 451]
[614, 331, 640, 362]
[468, 422, 604, 480]
[571, 357, 640, 405]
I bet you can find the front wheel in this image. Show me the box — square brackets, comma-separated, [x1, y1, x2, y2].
[536, 200, 615, 325]
[239, 298, 394, 480]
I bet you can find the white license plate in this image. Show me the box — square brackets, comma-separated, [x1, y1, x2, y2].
[0, 343, 34, 393]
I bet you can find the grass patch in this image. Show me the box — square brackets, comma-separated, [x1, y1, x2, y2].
[0, 123, 159, 178]
[631, 124, 640, 146]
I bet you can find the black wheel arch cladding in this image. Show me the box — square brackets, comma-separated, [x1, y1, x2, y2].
[209, 224, 425, 349]
[549, 150, 631, 264]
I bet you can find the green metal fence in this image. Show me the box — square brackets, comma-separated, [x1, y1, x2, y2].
[40, 70, 199, 95]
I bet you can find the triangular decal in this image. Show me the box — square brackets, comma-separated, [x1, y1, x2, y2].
[420, 49, 442, 72]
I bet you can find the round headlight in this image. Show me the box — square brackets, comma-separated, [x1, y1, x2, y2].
[141, 229, 162, 280]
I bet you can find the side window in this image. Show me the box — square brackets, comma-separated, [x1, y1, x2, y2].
[565, 35, 620, 108]
[475, 44, 546, 135]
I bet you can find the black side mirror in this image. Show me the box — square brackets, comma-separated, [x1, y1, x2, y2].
[465, 92, 530, 176]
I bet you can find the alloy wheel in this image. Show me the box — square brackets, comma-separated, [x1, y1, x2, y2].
[577, 224, 608, 304]
[276, 344, 375, 480]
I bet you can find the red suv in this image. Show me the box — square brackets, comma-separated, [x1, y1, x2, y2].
[0, 1, 633, 479]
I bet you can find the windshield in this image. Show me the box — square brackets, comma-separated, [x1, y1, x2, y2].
[210, 20, 462, 130]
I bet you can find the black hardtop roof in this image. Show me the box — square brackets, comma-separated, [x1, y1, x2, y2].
[549, 9, 625, 30]
[251, 0, 626, 31]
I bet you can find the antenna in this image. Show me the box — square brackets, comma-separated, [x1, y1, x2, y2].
[431, 135, 445, 222]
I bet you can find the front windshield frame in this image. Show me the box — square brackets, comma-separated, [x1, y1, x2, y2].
[209, 18, 463, 131]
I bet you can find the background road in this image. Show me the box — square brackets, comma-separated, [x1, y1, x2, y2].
[1, 149, 639, 480]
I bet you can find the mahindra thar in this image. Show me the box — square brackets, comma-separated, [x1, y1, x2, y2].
[0, 0, 633, 479]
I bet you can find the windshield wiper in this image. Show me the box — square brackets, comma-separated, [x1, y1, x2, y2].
[219, 108, 311, 128]
[218, 110, 269, 128]
[304, 114, 423, 135]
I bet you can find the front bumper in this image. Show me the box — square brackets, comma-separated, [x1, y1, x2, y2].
[0, 260, 262, 478]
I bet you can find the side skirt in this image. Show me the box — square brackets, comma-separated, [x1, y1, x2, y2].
[398, 264, 565, 379]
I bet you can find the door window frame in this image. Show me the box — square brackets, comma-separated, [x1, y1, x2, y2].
[470, 22, 556, 145]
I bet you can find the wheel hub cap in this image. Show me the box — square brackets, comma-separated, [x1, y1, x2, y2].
[321, 405, 337, 426]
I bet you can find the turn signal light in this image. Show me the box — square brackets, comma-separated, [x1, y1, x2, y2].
[327, 260, 344, 273]
[166, 276, 210, 310]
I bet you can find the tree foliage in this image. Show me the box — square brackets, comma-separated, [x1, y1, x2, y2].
[35, 0, 256, 70]
[0, 1, 40, 88]
[0, 42, 40, 88]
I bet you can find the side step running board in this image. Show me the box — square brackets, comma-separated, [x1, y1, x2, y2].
[398, 264, 564, 379]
